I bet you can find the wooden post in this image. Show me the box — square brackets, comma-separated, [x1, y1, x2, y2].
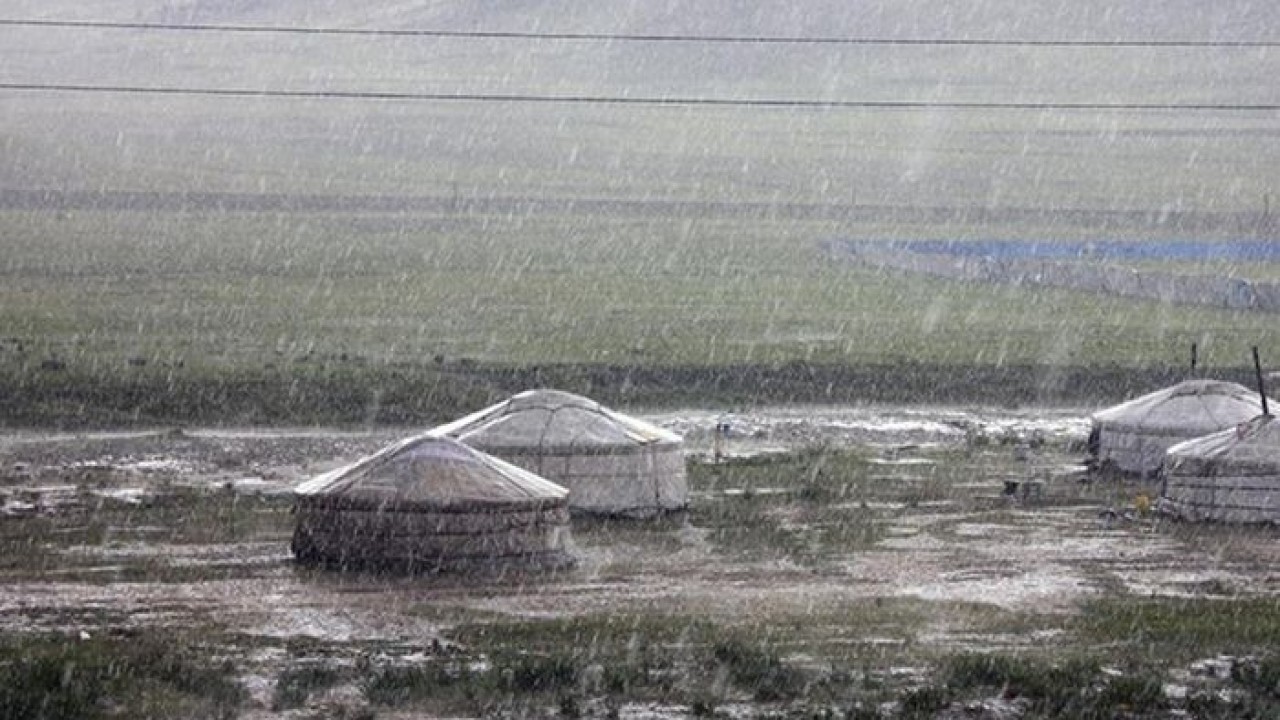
[1254, 346, 1270, 417]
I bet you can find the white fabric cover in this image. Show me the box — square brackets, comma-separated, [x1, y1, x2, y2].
[296, 433, 568, 508]
[292, 434, 572, 568]
[433, 389, 688, 517]
[1091, 380, 1270, 475]
[1161, 414, 1280, 523]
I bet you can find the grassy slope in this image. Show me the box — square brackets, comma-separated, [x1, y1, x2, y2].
[2, 206, 1278, 427]
[0, 2, 1277, 424]
[2, 209, 1278, 369]
[3, 2, 1277, 211]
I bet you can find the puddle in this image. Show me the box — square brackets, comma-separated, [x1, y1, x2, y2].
[650, 405, 1091, 456]
[1, 405, 1275, 662]
[867, 457, 938, 466]
[897, 565, 1096, 612]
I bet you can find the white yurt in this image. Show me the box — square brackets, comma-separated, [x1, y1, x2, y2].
[1161, 414, 1280, 523]
[292, 434, 573, 571]
[1089, 380, 1271, 476]
[432, 389, 688, 517]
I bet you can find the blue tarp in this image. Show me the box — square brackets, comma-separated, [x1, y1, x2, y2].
[888, 240, 1280, 262]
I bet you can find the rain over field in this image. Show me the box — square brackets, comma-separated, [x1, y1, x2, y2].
[1, 2, 1279, 718]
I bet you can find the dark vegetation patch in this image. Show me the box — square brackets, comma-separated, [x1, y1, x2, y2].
[0, 631, 244, 720]
[710, 637, 809, 702]
[688, 449, 885, 562]
[0, 357, 1260, 429]
[1075, 596, 1280, 658]
[272, 663, 345, 711]
[0, 361, 495, 429]
[0, 488, 294, 580]
[940, 653, 1119, 716]
[0, 486, 294, 546]
[933, 650, 1280, 719]
[422, 615, 826, 712]
[355, 613, 1280, 717]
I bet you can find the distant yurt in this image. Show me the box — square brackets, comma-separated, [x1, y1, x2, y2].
[1161, 414, 1280, 523]
[1089, 380, 1270, 476]
[432, 389, 688, 517]
[292, 434, 573, 571]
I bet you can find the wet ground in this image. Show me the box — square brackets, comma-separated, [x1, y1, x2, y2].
[2, 405, 1278, 717]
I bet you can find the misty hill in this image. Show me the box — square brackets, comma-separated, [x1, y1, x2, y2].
[1, 1, 1277, 230]
[13, 0, 1280, 41]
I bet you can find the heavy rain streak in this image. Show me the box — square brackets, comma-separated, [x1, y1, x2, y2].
[2, 1, 1280, 718]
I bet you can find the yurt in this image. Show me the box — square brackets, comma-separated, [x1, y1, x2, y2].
[1089, 380, 1270, 476]
[432, 389, 687, 517]
[292, 434, 573, 571]
[1161, 414, 1280, 523]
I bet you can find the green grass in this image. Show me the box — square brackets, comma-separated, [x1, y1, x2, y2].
[435, 614, 830, 710]
[4, 623, 1274, 719]
[4, 209, 1276, 370]
[1124, 259, 1280, 283]
[936, 650, 1280, 719]
[0, 487, 295, 580]
[688, 450, 888, 562]
[272, 664, 345, 711]
[386, 607, 1280, 716]
[936, 653, 1165, 719]
[683, 444, 1100, 565]
[1075, 596, 1280, 661]
[3, 4, 1277, 429]
[3, 207, 1279, 426]
[0, 632, 245, 720]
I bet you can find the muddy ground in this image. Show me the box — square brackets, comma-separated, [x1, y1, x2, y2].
[2, 405, 1278, 718]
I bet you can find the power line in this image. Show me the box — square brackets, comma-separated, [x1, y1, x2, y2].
[2, 82, 1277, 111]
[1, 18, 1277, 48]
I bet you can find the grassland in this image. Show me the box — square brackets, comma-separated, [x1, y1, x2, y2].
[12, 209, 1276, 368]
[2, 206, 1279, 426]
[2, 3, 1278, 426]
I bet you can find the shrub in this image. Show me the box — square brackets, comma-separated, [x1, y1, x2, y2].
[711, 638, 807, 702]
[898, 685, 951, 718]
[943, 653, 1102, 714]
[1232, 656, 1280, 699]
[0, 633, 244, 720]
[272, 664, 343, 710]
[506, 655, 580, 693]
[1092, 672, 1166, 714]
[362, 664, 463, 706]
[0, 648, 108, 720]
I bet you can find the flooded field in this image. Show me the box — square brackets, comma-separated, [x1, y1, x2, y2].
[2, 405, 1278, 718]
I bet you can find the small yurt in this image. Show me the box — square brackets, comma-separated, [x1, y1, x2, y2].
[432, 389, 687, 517]
[1089, 380, 1270, 476]
[1161, 414, 1280, 523]
[292, 434, 573, 571]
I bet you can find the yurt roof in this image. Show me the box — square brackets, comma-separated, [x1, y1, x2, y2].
[1166, 414, 1280, 474]
[432, 389, 682, 452]
[295, 434, 568, 511]
[1092, 379, 1269, 434]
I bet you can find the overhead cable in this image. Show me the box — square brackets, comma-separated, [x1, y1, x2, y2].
[1, 82, 1276, 111]
[0, 18, 1276, 48]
